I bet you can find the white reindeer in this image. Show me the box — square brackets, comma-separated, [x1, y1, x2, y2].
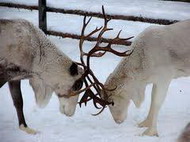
[0, 19, 83, 134]
[104, 19, 190, 136]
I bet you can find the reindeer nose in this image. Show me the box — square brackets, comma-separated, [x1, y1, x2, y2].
[60, 105, 74, 117]
[114, 119, 124, 124]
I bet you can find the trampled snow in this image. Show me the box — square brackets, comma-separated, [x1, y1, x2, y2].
[0, 0, 190, 142]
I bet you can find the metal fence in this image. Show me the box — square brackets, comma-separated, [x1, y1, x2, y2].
[0, 0, 178, 44]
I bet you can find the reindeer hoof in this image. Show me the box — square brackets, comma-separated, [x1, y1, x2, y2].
[19, 124, 38, 134]
[138, 119, 151, 128]
[142, 128, 158, 137]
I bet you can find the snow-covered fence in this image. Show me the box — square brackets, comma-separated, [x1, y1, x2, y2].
[0, 1, 178, 44]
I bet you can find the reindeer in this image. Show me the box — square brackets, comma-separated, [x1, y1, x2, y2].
[0, 19, 84, 134]
[104, 19, 190, 136]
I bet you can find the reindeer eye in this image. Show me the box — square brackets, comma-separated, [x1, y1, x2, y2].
[72, 79, 83, 91]
[69, 62, 78, 76]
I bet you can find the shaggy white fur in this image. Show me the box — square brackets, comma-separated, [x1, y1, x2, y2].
[0, 19, 83, 133]
[105, 19, 190, 136]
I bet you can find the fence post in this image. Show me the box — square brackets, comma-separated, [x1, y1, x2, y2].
[39, 0, 47, 34]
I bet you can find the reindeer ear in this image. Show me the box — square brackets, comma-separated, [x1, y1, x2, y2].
[69, 62, 78, 76]
[29, 77, 53, 108]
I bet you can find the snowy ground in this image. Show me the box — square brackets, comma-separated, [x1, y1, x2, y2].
[0, 0, 190, 142]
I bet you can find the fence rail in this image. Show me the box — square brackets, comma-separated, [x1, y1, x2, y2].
[0, 2, 179, 45]
[47, 30, 132, 46]
[0, 2, 178, 25]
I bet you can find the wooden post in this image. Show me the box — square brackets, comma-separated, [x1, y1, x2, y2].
[39, 0, 47, 34]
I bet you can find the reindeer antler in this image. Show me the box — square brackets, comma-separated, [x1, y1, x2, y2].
[76, 6, 133, 115]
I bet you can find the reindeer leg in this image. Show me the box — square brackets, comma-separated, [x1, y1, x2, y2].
[0, 73, 7, 88]
[8, 80, 37, 134]
[138, 79, 171, 136]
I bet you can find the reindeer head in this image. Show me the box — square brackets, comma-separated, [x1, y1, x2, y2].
[103, 73, 129, 123]
[104, 70, 146, 123]
[56, 62, 84, 116]
[30, 52, 84, 116]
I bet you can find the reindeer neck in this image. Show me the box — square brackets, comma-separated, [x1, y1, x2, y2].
[31, 29, 72, 76]
[111, 45, 148, 84]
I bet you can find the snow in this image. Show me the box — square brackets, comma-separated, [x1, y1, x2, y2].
[0, 0, 190, 142]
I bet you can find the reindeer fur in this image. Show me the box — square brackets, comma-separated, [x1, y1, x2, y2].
[0, 19, 83, 134]
[105, 19, 190, 136]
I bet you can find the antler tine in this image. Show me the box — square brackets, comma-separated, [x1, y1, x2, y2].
[79, 16, 94, 52]
[86, 27, 102, 38]
[102, 5, 111, 26]
[93, 6, 113, 47]
[81, 16, 92, 35]
[79, 16, 93, 65]
[113, 30, 134, 46]
[115, 30, 134, 40]
[116, 30, 122, 38]
[79, 16, 104, 64]
[92, 107, 105, 116]
[90, 51, 107, 57]
[105, 43, 134, 57]
[91, 92, 114, 116]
